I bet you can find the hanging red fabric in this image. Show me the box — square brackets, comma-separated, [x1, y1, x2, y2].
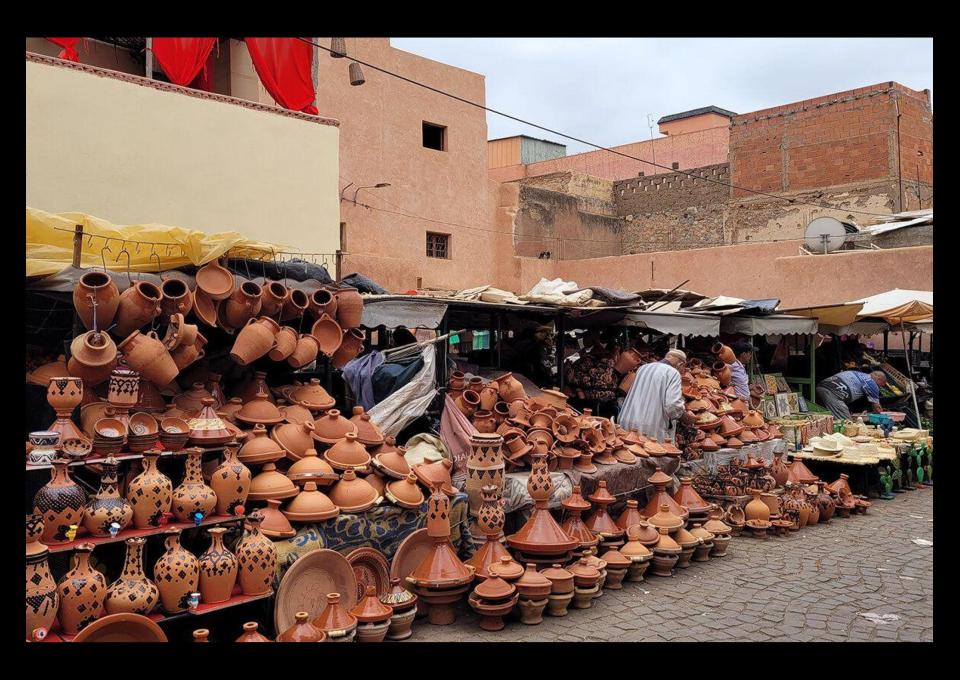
[151, 38, 217, 87]
[244, 37, 318, 115]
[47, 38, 81, 62]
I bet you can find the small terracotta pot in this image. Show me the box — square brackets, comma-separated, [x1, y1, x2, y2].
[160, 278, 194, 318]
[448, 371, 466, 391]
[280, 288, 309, 321]
[330, 328, 365, 369]
[73, 271, 120, 332]
[311, 314, 343, 357]
[223, 281, 263, 329]
[287, 334, 321, 369]
[260, 281, 289, 317]
[456, 390, 480, 418]
[308, 289, 338, 319]
[230, 317, 279, 366]
[169, 332, 207, 371]
[334, 288, 363, 329]
[269, 326, 299, 362]
[478, 385, 499, 411]
[118, 330, 180, 386]
[712, 362, 732, 388]
[113, 281, 162, 338]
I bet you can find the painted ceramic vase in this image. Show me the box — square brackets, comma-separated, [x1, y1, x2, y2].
[235, 513, 278, 596]
[25, 514, 59, 641]
[198, 527, 239, 604]
[33, 459, 87, 544]
[126, 449, 173, 528]
[105, 537, 159, 615]
[171, 448, 218, 522]
[82, 456, 134, 537]
[153, 528, 200, 614]
[56, 542, 108, 634]
[465, 433, 505, 517]
[210, 446, 252, 517]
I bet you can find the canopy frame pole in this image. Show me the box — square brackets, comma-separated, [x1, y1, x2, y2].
[556, 312, 566, 391]
[899, 320, 922, 426]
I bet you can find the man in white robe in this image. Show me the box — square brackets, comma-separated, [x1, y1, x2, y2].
[618, 349, 693, 442]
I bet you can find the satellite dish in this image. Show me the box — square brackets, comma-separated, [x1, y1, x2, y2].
[804, 216, 848, 253]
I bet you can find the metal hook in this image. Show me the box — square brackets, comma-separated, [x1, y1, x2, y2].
[151, 251, 164, 280]
[100, 245, 113, 273]
[135, 242, 142, 255]
[114, 246, 133, 286]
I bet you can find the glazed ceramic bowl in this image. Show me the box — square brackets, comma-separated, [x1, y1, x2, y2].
[94, 418, 127, 439]
[129, 412, 159, 436]
[160, 417, 190, 435]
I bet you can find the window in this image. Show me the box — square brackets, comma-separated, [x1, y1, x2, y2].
[423, 122, 446, 151]
[426, 232, 450, 259]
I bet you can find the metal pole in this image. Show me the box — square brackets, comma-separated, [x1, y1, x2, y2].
[556, 313, 566, 391]
[899, 321, 921, 425]
[496, 312, 503, 370]
[809, 333, 817, 403]
[145, 38, 153, 78]
[70, 224, 84, 344]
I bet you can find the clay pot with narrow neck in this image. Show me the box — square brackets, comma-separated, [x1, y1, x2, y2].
[280, 288, 310, 322]
[230, 316, 279, 366]
[153, 528, 200, 614]
[160, 278, 194, 318]
[127, 449, 173, 528]
[118, 330, 180, 386]
[235, 513, 278, 596]
[288, 333, 321, 369]
[68, 331, 118, 386]
[223, 280, 263, 329]
[113, 280, 162, 338]
[106, 537, 159, 615]
[331, 328, 365, 369]
[309, 288, 338, 319]
[33, 459, 87, 544]
[83, 456, 134, 536]
[744, 489, 770, 522]
[74, 271, 121, 332]
[334, 287, 363, 329]
[57, 542, 108, 634]
[269, 325, 299, 362]
[171, 448, 218, 522]
[210, 446, 251, 517]
[260, 280, 289, 317]
[198, 527, 239, 604]
[25, 515, 59, 641]
[465, 433, 505, 517]
[712, 343, 736, 364]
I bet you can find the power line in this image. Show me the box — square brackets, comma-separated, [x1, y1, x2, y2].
[305, 37, 907, 220]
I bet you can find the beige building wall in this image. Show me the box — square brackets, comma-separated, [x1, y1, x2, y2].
[26, 55, 341, 254]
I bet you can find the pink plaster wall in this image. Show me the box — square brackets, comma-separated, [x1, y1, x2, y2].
[658, 112, 731, 136]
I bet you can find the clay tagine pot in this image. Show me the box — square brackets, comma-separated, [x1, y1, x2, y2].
[350, 406, 385, 447]
[350, 585, 393, 642]
[324, 432, 373, 472]
[287, 448, 338, 487]
[583, 481, 624, 540]
[238, 424, 286, 464]
[371, 438, 410, 479]
[248, 462, 299, 502]
[312, 408, 358, 444]
[559, 485, 599, 552]
[379, 578, 418, 641]
[328, 469, 379, 513]
[282, 481, 340, 521]
[385, 473, 425, 510]
[468, 575, 518, 632]
[272, 420, 317, 461]
[277, 611, 327, 642]
[235, 389, 284, 426]
[506, 453, 578, 558]
[620, 525, 654, 581]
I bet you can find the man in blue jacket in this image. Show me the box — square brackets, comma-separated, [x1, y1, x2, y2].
[815, 369, 887, 420]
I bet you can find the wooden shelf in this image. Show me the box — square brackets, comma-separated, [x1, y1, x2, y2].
[26, 444, 234, 472]
[46, 513, 246, 554]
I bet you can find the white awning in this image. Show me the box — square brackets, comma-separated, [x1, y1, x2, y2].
[621, 310, 720, 337]
[720, 314, 818, 336]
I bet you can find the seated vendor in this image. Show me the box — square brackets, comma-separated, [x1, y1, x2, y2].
[815, 369, 887, 420]
[726, 340, 755, 400]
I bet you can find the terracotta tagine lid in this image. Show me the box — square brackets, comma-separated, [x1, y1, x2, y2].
[235, 389, 284, 425]
[587, 480, 615, 506]
[412, 458, 456, 497]
[350, 406, 385, 447]
[385, 473, 425, 509]
[313, 593, 358, 637]
[568, 558, 601, 588]
[689, 523, 714, 542]
[487, 555, 525, 582]
[700, 437, 720, 452]
[370, 436, 400, 457]
[621, 525, 654, 559]
[742, 410, 765, 427]
[350, 585, 393, 623]
[739, 429, 759, 444]
[280, 404, 315, 427]
[364, 471, 386, 497]
[372, 440, 410, 479]
[673, 477, 712, 513]
[282, 481, 340, 521]
[615, 500, 644, 531]
[312, 409, 359, 446]
[380, 577, 417, 611]
[473, 574, 516, 602]
[647, 503, 684, 531]
[540, 564, 574, 593]
[287, 448, 338, 486]
[514, 563, 553, 599]
[673, 525, 700, 549]
[789, 459, 819, 484]
[248, 462, 299, 501]
[725, 436, 744, 448]
[272, 420, 317, 461]
[323, 433, 372, 472]
[259, 498, 296, 539]
[600, 547, 631, 568]
[236, 622, 271, 642]
[328, 469, 379, 513]
[642, 439, 667, 456]
[506, 453, 578, 555]
[277, 612, 327, 642]
[703, 518, 731, 535]
[187, 398, 234, 445]
[238, 424, 285, 464]
[561, 485, 591, 512]
[653, 527, 682, 554]
[289, 379, 336, 412]
[174, 382, 213, 414]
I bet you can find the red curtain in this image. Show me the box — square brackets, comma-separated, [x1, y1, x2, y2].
[47, 38, 81, 62]
[244, 37, 318, 114]
[151, 38, 217, 87]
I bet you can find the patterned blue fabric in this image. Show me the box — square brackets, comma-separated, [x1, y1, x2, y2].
[836, 370, 880, 404]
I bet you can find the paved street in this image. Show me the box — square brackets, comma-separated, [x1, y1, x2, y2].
[414, 488, 933, 642]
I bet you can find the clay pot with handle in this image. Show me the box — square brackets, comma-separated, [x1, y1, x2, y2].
[159, 278, 194, 318]
[280, 288, 310, 321]
[113, 281, 162, 338]
[712, 342, 736, 364]
[230, 317, 280, 366]
[712, 362, 732, 388]
[269, 325, 299, 362]
[331, 328, 365, 369]
[334, 287, 364, 329]
[260, 280, 289, 317]
[118, 330, 180, 386]
[73, 271, 120, 332]
[170, 331, 207, 371]
[223, 281, 263, 329]
[308, 289, 338, 319]
[287, 334, 321, 369]
[68, 330, 118, 386]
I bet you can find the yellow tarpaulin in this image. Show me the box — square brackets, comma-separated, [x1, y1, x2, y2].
[781, 302, 864, 327]
[27, 207, 293, 278]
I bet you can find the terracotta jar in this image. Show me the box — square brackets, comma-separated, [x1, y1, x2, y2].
[83, 456, 133, 537]
[169, 331, 206, 371]
[153, 528, 200, 614]
[269, 325, 300, 362]
[334, 287, 364, 329]
[711, 342, 735, 364]
[472, 410, 497, 433]
[745, 489, 770, 522]
[465, 433, 505, 517]
[56, 542, 107, 634]
[231, 317, 280, 366]
[771, 452, 790, 487]
[260, 280, 289, 317]
[113, 280, 162, 338]
[210, 446, 252, 517]
[118, 330, 179, 386]
[277, 611, 327, 642]
[235, 513, 278, 596]
[193, 629, 210, 642]
[106, 537, 159, 615]
[68, 330, 118, 386]
[25, 515, 59, 640]
[198, 527, 239, 604]
[308, 288, 338, 319]
[331, 328, 365, 369]
[159, 278, 194, 318]
[33, 458, 87, 544]
[171, 447, 218, 522]
[816, 482, 836, 522]
[126, 449, 173, 528]
[280, 288, 310, 322]
[496, 372, 526, 402]
[236, 621, 272, 642]
[223, 281, 263, 329]
[455, 390, 481, 418]
[74, 271, 120, 332]
[288, 333, 321, 369]
[195, 259, 235, 300]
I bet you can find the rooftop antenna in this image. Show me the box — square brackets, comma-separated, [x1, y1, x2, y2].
[647, 114, 657, 170]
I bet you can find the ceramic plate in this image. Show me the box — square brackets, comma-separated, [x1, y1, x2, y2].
[389, 528, 433, 582]
[71, 613, 167, 642]
[346, 547, 391, 601]
[274, 548, 357, 634]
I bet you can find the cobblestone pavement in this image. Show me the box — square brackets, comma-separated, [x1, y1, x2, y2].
[413, 488, 933, 642]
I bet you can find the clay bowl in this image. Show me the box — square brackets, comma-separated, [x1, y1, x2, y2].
[160, 417, 190, 435]
[94, 418, 127, 439]
[129, 412, 159, 436]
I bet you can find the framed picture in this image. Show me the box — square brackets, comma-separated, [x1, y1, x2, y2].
[798, 394, 809, 413]
[786, 392, 800, 414]
[775, 393, 791, 417]
[776, 376, 791, 393]
[762, 396, 778, 420]
[764, 374, 779, 395]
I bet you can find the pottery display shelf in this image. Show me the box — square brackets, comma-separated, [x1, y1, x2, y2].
[45, 513, 245, 554]
[24, 445, 231, 472]
[40, 586, 273, 642]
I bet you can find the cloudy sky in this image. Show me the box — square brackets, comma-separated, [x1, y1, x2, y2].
[392, 38, 933, 154]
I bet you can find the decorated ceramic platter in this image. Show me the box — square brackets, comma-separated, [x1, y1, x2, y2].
[274, 548, 358, 634]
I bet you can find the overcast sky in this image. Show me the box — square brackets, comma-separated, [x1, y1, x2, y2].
[391, 38, 933, 154]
